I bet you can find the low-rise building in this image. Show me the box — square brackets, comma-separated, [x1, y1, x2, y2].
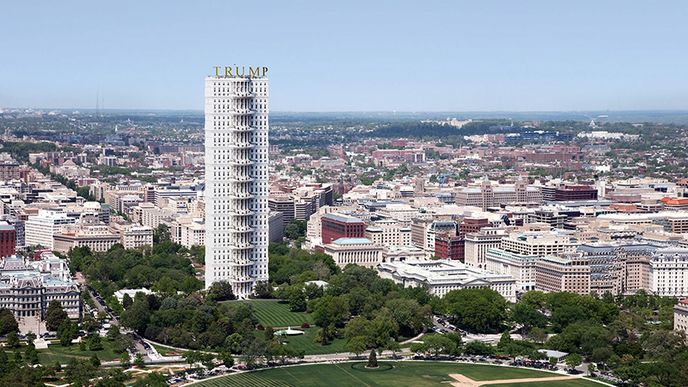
[53, 224, 121, 253]
[378, 259, 517, 301]
[382, 245, 426, 263]
[118, 224, 154, 249]
[323, 237, 383, 268]
[365, 218, 412, 247]
[674, 298, 688, 336]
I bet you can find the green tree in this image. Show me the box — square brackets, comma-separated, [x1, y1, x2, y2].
[310, 295, 350, 341]
[512, 302, 547, 332]
[422, 334, 457, 357]
[549, 357, 558, 367]
[526, 327, 547, 343]
[385, 338, 402, 359]
[219, 352, 235, 368]
[367, 309, 399, 348]
[253, 281, 273, 298]
[206, 281, 236, 302]
[464, 341, 495, 356]
[25, 343, 39, 365]
[346, 336, 367, 358]
[284, 220, 307, 240]
[107, 324, 121, 341]
[367, 349, 378, 368]
[6, 331, 19, 348]
[121, 298, 150, 334]
[134, 353, 145, 368]
[443, 288, 507, 333]
[497, 331, 513, 353]
[87, 334, 104, 351]
[566, 353, 583, 369]
[153, 224, 171, 243]
[57, 320, 77, 346]
[122, 294, 133, 309]
[45, 300, 69, 331]
[65, 358, 97, 387]
[287, 287, 307, 312]
[119, 353, 131, 368]
[133, 372, 168, 387]
[0, 308, 18, 335]
[344, 316, 370, 342]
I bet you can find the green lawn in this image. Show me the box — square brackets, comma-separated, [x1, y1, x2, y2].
[195, 361, 605, 387]
[277, 328, 347, 355]
[238, 300, 314, 328]
[491, 380, 603, 387]
[151, 342, 186, 356]
[35, 340, 122, 364]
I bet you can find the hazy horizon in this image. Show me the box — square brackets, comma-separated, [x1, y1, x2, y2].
[2, 1, 688, 112]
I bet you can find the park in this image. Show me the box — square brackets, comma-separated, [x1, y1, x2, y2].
[192, 361, 608, 387]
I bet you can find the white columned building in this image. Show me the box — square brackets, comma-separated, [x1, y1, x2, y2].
[204, 67, 270, 298]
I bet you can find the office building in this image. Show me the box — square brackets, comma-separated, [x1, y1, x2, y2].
[323, 237, 383, 268]
[204, 69, 270, 298]
[321, 213, 366, 244]
[24, 210, 76, 250]
[0, 253, 81, 319]
[0, 222, 16, 258]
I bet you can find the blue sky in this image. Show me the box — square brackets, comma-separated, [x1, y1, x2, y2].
[1, 1, 687, 111]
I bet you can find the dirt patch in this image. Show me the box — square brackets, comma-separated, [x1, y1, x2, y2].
[449, 373, 578, 386]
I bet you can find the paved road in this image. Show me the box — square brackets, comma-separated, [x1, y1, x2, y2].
[79, 278, 157, 360]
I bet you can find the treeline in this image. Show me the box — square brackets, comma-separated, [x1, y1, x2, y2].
[0, 140, 57, 163]
[371, 120, 516, 138]
[68, 242, 203, 313]
[264, 244, 437, 351]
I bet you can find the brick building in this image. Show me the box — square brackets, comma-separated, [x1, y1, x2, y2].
[321, 213, 366, 244]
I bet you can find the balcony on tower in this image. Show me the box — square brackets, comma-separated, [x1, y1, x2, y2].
[230, 109, 255, 116]
[229, 175, 254, 183]
[232, 125, 255, 133]
[231, 92, 255, 98]
[229, 225, 254, 233]
[229, 209, 255, 216]
[229, 159, 253, 166]
[230, 242, 255, 250]
[229, 192, 255, 200]
[229, 142, 254, 149]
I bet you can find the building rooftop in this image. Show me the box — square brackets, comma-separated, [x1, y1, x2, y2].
[332, 237, 374, 245]
[323, 213, 364, 224]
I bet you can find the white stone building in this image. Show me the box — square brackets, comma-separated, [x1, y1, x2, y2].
[365, 218, 412, 247]
[378, 259, 517, 302]
[323, 237, 383, 268]
[649, 248, 688, 297]
[464, 228, 507, 269]
[24, 209, 76, 249]
[0, 253, 81, 319]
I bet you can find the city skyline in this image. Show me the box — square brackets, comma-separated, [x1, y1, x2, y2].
[2, 1, 688, 112]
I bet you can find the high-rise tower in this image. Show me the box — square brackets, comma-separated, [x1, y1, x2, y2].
[204, 67, 269, 298]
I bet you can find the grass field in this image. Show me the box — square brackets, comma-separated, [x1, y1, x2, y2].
[238, 300, 314, 328]
[491, 381, 603, 387]
[277, 328, 347, 355]
[35, 340, 122, 364]
[194, 361, 605, 387]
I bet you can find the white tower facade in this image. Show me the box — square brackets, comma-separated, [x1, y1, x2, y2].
[204, 69, 269, 298]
